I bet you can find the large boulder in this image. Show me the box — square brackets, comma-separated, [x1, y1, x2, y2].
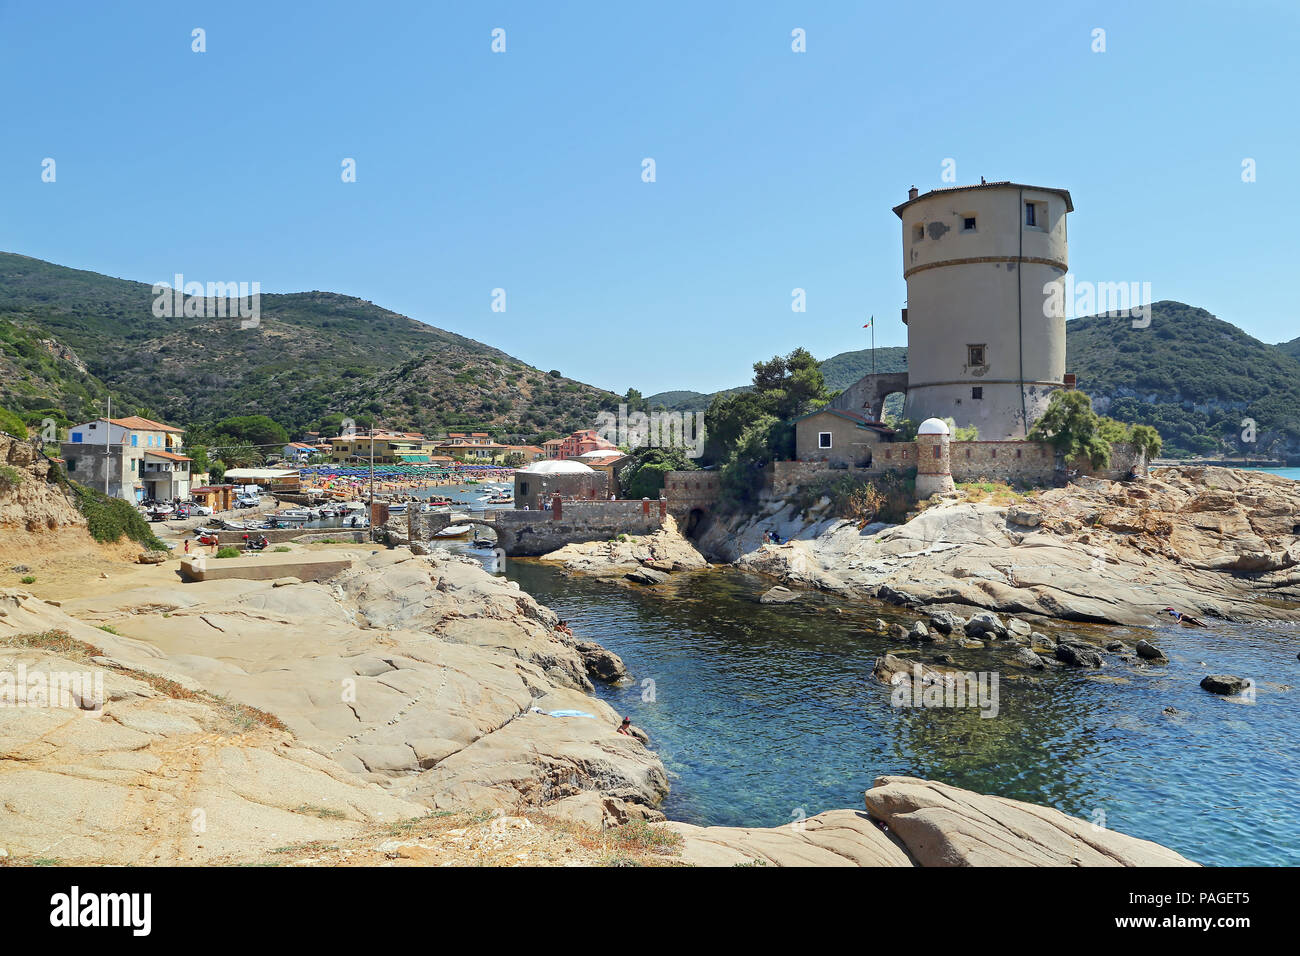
[1135, 639, 1168, 663]
[575, 641, 628, 682]
[965, 612, 1008, 639]
[625, 567, 670, 586]
[759, 585, 799, 604]
[927, 610, 963, 635]
[862, 776, 1198, 866]
[1055, 641, 1103, 668]
[1200, 674, 1251, 696]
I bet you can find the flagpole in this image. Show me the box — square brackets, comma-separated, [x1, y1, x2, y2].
[872, 319, 876, 378]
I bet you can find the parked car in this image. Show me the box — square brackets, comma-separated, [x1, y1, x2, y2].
[188, 504, 214, 516]
[235, 495, 261, 509]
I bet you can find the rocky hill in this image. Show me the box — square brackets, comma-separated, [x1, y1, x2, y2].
[0, 252, 617, 440]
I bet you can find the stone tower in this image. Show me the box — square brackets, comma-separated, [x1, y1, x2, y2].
[914, 417, 954, 499]
[892, 181, 1072, 440]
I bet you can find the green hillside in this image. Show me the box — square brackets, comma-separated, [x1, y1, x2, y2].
[817, 346, 909, 392]
[1066, 301, 1300, 458]
[1276, 336, 1300, 362]
[0, 252, 616, 440]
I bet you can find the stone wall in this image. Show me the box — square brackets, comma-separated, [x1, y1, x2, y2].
[768, 460, 884, 496]
[493, 500, 665, 555]
[774, 439, 1059, 490]
[948, 440, 1056, 484]
[663, 471, 722, 518]
[1070, 441, 1149, 481]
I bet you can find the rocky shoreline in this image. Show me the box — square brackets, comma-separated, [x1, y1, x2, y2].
[0, 543, 1200, 866]
[0, 432, 1227, 866]
[694, 466, 1300, 627]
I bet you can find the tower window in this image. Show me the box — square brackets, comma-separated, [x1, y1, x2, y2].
[912, 224, 924, 243]
[818, 432, 833, 449]
[967, 345, 986, 367]
[972, 387, 983, 400]
[962, 215, 977, 231]
[1024, 202, 1037, 226]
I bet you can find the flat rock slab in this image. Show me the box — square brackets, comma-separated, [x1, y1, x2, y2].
[181, 553, 353, 583]
[863, 776, 1198, 867]
[660, 809, 912, 867]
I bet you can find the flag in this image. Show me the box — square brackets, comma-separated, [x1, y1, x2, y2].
[862, 316, 873, 329]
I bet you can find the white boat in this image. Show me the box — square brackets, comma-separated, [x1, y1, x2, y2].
[387, 502, 408, 514]
[434, 523, 473, 539]
[277, 509, 312, 520]
[341, 514, 370, 528]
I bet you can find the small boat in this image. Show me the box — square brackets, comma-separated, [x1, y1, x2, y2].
[277, 509, 312, 521]
[387, 502, 408, 514]
[471, 537, 495, 549]
[434, 524, 473, 539]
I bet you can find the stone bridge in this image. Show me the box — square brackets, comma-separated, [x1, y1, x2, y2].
[408, 498, 670, 556]
[831, 371, 909, 422]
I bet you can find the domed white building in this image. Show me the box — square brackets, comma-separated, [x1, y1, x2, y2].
[513, 458, 608, 509]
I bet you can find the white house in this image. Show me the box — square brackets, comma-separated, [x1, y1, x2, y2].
[61, 416, 191, 502]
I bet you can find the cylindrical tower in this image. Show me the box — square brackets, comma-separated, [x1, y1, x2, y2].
[914, 418, 955, 498]
[893, 182, 1072, 440]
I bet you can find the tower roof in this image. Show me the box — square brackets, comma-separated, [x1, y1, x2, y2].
[893, 182, 1074, 218]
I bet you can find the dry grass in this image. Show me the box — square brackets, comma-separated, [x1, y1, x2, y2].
[264, 806, 688, 868]
[953, 481, 1036, 506]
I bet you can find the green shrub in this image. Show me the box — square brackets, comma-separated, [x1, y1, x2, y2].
[273, 546, 291, 552]
[69, 483, 165, 550]
[0, 464, 23, 491]
[20, 575, 36, 584]
[0, 406, 28, 438]
[215, 546, 241, 559]
[794, 470, 915, 524]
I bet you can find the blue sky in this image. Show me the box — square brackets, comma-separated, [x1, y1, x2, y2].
[2, 0, 1296, 396]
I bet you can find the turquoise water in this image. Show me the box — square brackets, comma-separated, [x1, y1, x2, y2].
[502, 561, 1300, 866]
[1249, 467, 1300, 481]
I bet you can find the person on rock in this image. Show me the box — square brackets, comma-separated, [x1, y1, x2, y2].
[616, 716, 635, 737]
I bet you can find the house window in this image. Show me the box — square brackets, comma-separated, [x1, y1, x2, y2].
[519, 481, 529, 496]
[972, 387, 983, 399]
[967, 345, 986, 367]
[131, 435, 138, 447]
[962, 215, 977, 232]
[818, 432, 832, 449]
[1024, 201, 1037, 226]
[67, 458, 77, 472]
[912, 223, 924, 243]
[71, 432, 82, 443]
